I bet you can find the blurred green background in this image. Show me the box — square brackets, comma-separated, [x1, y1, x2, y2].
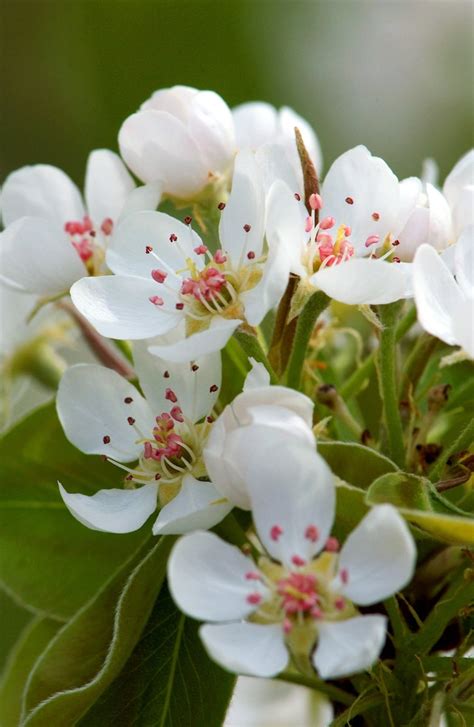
[1, 0, 473, 186]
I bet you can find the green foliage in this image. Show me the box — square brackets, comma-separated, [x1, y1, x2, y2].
[79, 586, 236, 727]
[0, 403, 148, 619]
[367, 472, 474, 545]
[21, 536, 173, 726]
[0, 589, 31, 674]
[318, 441, 398, 489]
[0, 618, 60, 727]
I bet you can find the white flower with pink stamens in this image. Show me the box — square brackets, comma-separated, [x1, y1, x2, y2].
[118, 85, 236, 200]
[0, 150, 161, 298]
[413, 226, 474, 361]
[71, 150, 292, 361]
[168, 437, 416, 680]
[56, 343, 232, 535]
[265, 145, 414, 308]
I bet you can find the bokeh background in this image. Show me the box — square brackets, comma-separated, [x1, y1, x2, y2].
[1, 0, 473, 186]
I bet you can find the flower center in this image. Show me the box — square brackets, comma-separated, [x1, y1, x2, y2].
[64, 215, 114, 273]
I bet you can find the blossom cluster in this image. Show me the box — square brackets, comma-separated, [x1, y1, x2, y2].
[0, 85, 472, 697]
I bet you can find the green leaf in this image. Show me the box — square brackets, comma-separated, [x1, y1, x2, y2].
[0, 403, 148, 620]
[79, 585, 236, 727]
[332, 480, 369, 541]
[0, 589, 31, 674]
[367, 473, 474, 545]
[0, 617, 60, 727]
[22, 536, 174, 726]
[318, 441, 398, 489]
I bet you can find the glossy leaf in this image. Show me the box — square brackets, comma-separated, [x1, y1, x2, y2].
[22, 536, 174, 726]
[78, 585, 236, 727]
[0, 403, 148, 619]
[318, 441, 398, 489]
[0, 617, 60, 727]
[367, 473, 474, 545]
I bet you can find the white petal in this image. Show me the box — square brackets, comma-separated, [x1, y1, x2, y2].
[58, 482, 157, 533]
[265, 179, 307, 275]
[311, 258, 412, 305]
[200, 623, 288, 678]
[243, 358, 270, 391]
[85, 149, 135, 224]
[70, 275, 181, 340]
[0, 285, 37, 356]
[255, 143, 303, 198]
[118, 110, 207, 197]
[454, 225, 474, 299]
[413, 244, 464, 345]
[279, 106, 323, 177]
[424, 183, 452, 252]
[148, 317, 241, 361]
[0, 217, 86, 295]
[204, 388, 315, 511]
[233, 102, 278, 150]
[168, 531, 265, 621]
[0, 164, 84, 227]
[141, 85, 198, 117]
[443, 149, 474, 207]
[117, 182, 162, 220]
[451, 184, 474, 238]
[107, 210, 202, 280]
[337, 505, 416, 605]
[321, 145, 399, 255]
[219, 150, 265, 263]
[132, 337, 221, 421]
[245, 432, 335, 567]
[152, 476, 231, 535]
[57, 364, 154, 461]
[188, 90, 235, 172]
[241, 238, 292, 326]
[313, 615, 387, 679]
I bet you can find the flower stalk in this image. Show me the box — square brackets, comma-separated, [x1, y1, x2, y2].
[377, 302, 406, 467]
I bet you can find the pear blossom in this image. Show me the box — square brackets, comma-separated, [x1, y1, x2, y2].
[413, 226, 473, 360]
[443, 149, 474, 239]
[71, 151, 291, 361]
[168, 438, 416, 679]
[56, 343, 231, 535]
[118, 85, 236, 200]
[0, 150, 161, 297]
[203, 361, 315, 510]
[233, 101, 323, 195]
[265, 145, 413, 308]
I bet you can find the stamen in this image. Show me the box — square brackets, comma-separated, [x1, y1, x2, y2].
[270, 525, 283, 541]
[165, 389, 178, 403]
[243, 224, 251, 232]
[101, 218, 114, 235]
[365, 234, 380, 248]
[305, 216, 313, 233]
[309, 193, 323, 210]
[247, 251, 255, 260]
[169, 233, 178, 242]
[345, 196, 354, 204]
[214, 250, 227, 264]
[145, 245, 153, 254]
[335, 597, 345, 610]
[124, 397, 133, 404]
[291, 555, 306, 567]
[340, 568, 349, 584]
[149, 296, 164, 306]
[151, 269, 167, 283]
[170, 406, 184, 422]
[319, 216, 336, 230]
[127, 417, 136, 425]
[294, 192, 301, 201]
[102, 435, 111, 444]
[305, 525, 319, 542]
[217, 202, 226, 210]
[194, 245, 208, 255]
[245, 571, 261, 580]
[247, 592, 262, 605]
[372, 212, 380, 221]
[325, 536, 340, 552]
[209, 384, 218, 393]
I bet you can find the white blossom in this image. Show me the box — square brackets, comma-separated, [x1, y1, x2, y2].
[0, 150, 161, 297]
[168, 438, 416, 679]
[71, 151, 291, 360]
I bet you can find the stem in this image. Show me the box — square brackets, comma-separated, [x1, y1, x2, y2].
[377, 303, 405, 467]
[400, 333, 439, 401]
[58, 300, 135, 379]
[340, 304, 417, 400]
[428, 417, 474, 482]
[286, 291, 329, 390]
[384, 596, 407, 646]
[234, 330, 278, 384]
[277, 672, 353, 706]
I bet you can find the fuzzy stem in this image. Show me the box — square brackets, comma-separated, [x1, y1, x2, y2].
[286, 291, 329, 390]
[377, 302, 405, 467]
[59, 300, 135, 379]
[340, 304, 417, 401]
